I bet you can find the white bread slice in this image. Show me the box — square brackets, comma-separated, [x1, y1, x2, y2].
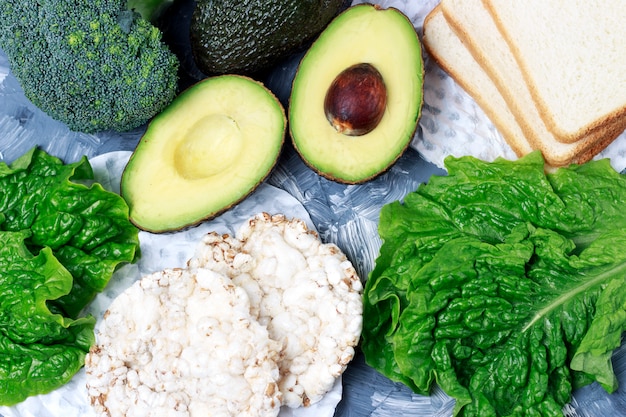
[483, 0, 626, 143]
[422, 6, 533, 158]
[422, 5, 625, 167]
[440, 0, 625, 159]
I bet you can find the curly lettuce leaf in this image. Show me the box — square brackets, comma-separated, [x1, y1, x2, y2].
[0, 147, 140, 317]
[0, 147, 139, 405]
[0, 230, 95, 405]
[362, 152, 626, 416]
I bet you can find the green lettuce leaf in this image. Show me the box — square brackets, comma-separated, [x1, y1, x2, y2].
[0, 230, 95, 405]
[0, 147, 140, 317]
[0, 148, 140, 404]
[362, 152, 626, 416]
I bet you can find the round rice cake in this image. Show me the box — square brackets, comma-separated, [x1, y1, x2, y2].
[85, 267, 282, 417]
[188, 212, 363, 408]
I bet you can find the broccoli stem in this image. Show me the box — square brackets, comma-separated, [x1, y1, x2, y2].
[127, 0, 174, 22]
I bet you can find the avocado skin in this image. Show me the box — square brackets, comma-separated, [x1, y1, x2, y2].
[190, 0, 350, 76]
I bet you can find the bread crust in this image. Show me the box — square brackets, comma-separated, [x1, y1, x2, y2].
[423, 7, 533, 158]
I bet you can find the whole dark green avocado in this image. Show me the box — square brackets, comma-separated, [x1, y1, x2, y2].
[190, 0, 350, 75]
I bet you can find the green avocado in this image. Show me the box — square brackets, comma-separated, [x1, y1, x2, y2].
[120, 75, 285, 232]
[289, 4, 424, 184]
[189, 0, 349, 75]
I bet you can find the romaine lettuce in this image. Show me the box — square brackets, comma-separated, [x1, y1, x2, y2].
[362, 151, 626, 416]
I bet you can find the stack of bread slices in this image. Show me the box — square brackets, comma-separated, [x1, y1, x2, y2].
[422, 0, 626, 167]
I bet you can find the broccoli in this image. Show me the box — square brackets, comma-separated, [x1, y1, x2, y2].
[0, 0, 179, 133]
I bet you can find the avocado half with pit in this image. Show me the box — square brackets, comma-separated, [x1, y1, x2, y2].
[121, 75, 286, 233]
[289, 4, 424, 184]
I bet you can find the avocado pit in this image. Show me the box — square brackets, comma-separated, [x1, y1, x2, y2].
[324, 63, 387, 136]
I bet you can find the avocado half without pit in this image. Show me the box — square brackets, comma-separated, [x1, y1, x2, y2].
[289, 4, 424, 184]
[121, 75, 286, 233]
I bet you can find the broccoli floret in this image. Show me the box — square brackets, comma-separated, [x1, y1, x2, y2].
[0, 0, 179, 133]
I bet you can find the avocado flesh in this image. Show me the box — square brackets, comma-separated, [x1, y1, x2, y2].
[289, 4, 424, 184]
[121, 75, 285, 232]
[190, 0, 349, 75]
